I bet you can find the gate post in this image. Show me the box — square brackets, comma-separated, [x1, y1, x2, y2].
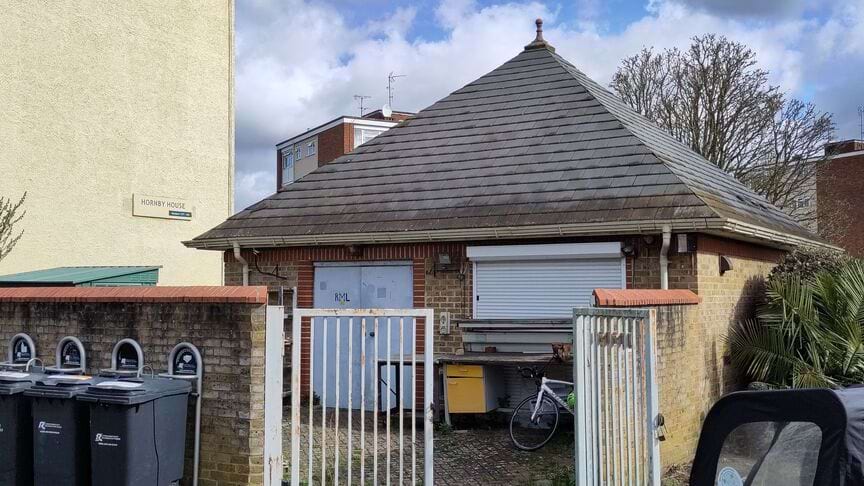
[573, 312, 589, 486]
[264, 305, 286, 486]
[290, 310, 301, 485]
[645, 308, 661, 486]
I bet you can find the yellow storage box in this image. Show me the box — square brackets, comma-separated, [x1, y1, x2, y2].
[445, 364, 505, 413]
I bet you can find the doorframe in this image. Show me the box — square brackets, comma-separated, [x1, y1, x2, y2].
[313, 260, 413, 267]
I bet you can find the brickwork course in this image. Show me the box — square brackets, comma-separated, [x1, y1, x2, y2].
[0, 287, 270, 486]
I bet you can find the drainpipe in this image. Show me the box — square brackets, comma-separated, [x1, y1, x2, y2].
[233, 241, 249, 286]
[660, 225, 671, 290]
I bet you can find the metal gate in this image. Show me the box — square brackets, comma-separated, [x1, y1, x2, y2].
[289, 308, 434, 486]
[572, 307, 661, 486]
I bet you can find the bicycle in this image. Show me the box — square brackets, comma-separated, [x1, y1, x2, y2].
[509, 359, 574, 451]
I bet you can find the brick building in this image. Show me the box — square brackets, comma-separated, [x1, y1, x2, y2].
[188, 23, 831, 467]
[275, 109, 413, 188]
[817, 139, 864, 256]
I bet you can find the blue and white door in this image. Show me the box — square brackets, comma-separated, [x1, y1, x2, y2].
[313, 263, 414, 410]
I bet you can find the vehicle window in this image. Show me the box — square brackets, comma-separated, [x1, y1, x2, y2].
[716, 421, 821, 486]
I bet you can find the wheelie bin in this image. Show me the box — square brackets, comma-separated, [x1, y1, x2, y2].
[25, 375, 104, 486]
[0, 370, 45, 486]
[77, 377, 192, 486]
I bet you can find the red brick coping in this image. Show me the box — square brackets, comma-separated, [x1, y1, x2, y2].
[0, 286, 268, 304]
[593, 288, 701, 307]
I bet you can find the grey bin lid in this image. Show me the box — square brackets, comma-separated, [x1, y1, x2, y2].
[77, 376, 192, 406]
[0, 371, 45, 395]
[25, 375, 104, 399]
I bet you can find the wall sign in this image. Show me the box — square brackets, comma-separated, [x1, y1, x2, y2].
[133, 194, 192, 221]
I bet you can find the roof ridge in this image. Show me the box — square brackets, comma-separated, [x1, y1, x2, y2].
[545, 50, 811, 236]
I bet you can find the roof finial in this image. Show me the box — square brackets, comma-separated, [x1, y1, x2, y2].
[524, 17, 555, 52]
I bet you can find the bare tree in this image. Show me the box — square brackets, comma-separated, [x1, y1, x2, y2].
[611, 35, 833, 226]
[0, 193, 26, 263]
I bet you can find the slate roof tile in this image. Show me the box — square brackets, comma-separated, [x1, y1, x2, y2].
[190, 39, 820, 247]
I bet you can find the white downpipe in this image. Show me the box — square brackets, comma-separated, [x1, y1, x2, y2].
[660, 225, 671, 290]
[233, 241, 249, 286]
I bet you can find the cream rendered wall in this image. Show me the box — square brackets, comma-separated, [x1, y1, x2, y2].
[0, 1, 234, 285]
[294, 136, 320, 181]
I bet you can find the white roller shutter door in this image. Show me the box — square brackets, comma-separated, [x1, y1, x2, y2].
[474, 258, 624, 319]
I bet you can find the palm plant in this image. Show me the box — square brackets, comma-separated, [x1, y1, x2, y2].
[728, 259, 864, 388]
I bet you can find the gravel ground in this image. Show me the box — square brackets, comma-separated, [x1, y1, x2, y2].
[282, 406, 575, 485]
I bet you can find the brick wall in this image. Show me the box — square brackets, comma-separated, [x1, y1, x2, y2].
[651, 304, 701, 466]
[0, 287, 270, 486]
[695, 237, 778, 395]
[625, 236, 696, 291]
[817, 151, 864, 256]
[317, 123, 351, 166]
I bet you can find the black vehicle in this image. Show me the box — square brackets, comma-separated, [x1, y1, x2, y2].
[690, 387, 864, 486]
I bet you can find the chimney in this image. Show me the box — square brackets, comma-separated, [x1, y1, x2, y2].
[824, 139, 864, 156]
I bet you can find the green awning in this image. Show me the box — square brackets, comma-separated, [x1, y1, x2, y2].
[0, 266, 161, 287]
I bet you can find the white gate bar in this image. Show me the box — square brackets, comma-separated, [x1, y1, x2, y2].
[373, 317, 379, 486]
[632, 317, 641, 486]
[604, 316, 611, 482]
[321, 318, 328, 486]
[386, 317, 392, 486]
[623, 319, 637, 484]
[334, 318, 341, 485]
[347, 317, 353, 486]
[399, 317, 405, 486]
[308, 320, 314, 486]
[291, 308, 302, 486]
[591, 316, 600, 486]
[360, 317, 366, 484]
[412, 315, 417, 486]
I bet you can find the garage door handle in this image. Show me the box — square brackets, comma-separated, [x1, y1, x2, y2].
[369, 331, 375, 337]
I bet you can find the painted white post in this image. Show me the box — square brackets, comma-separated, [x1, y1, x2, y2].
[290, 310, 301, 486]
[573, 311, 588, 486]
[644, 309, 661, 486]
[264, 306, 285, 486]
[424, 309, 435, 486]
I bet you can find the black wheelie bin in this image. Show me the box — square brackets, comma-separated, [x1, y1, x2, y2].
[77, 377, 192, 486]
[25, 375, 104, 486]
[0, 370, 45, 486]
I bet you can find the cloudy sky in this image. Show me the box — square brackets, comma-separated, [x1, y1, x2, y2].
[234, 0, 864, 211]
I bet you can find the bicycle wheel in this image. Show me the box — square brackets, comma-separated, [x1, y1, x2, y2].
[509, 394, 560, 451]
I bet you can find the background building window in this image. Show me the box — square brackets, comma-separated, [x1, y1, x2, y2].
[308, 141, 316, 156]
[282, 150, 294, 185]
[354, 127, 385, 148]
[795, 196, 812, 209]
[295, 147, 302, 160]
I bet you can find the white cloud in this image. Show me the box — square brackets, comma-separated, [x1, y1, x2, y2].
[234, 0, 864, 211]
[234, 169, 275, 212]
